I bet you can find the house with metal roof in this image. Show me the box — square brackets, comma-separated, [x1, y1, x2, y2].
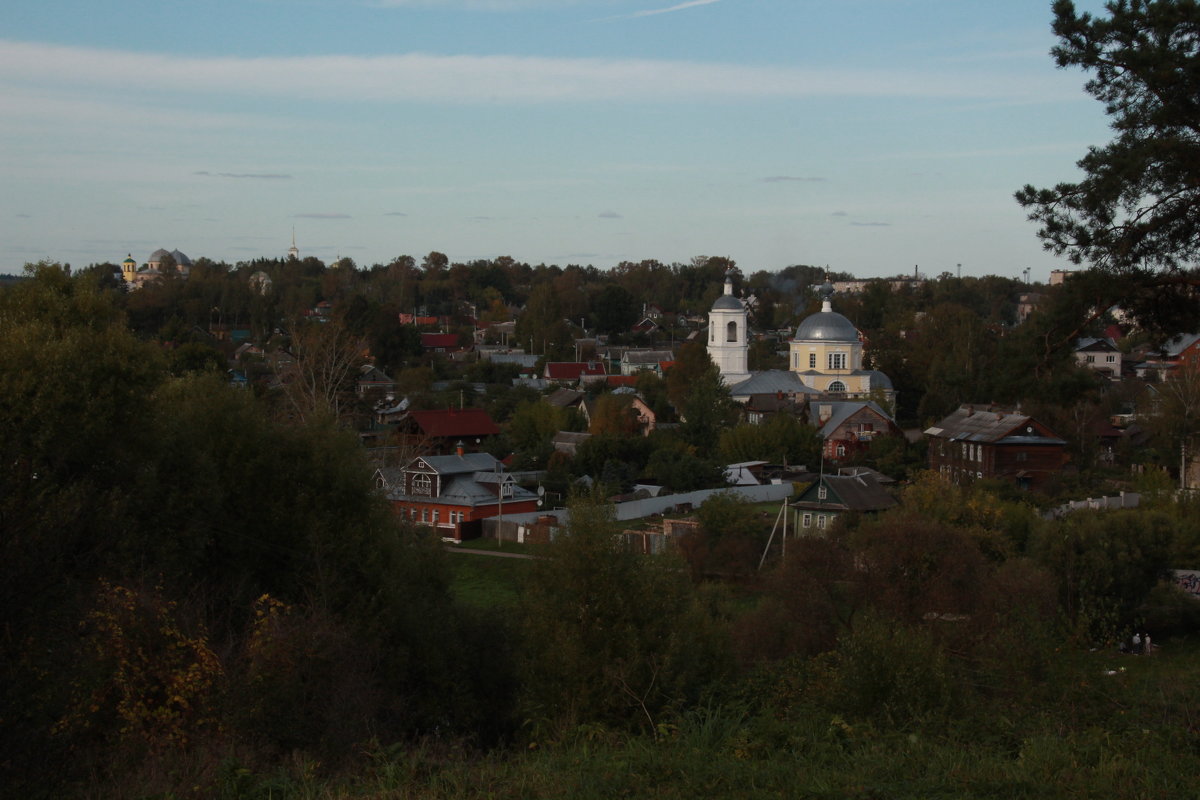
[376, 446, 539, 541]
[791, 472, 898, 532]
[809, 400, 901, 462]
[924, 405, 1068, 491]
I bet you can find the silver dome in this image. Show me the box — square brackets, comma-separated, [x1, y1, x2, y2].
[794, 311, 859, 342]
[170, 249, 192, 267]
[711, 294, 744, 311]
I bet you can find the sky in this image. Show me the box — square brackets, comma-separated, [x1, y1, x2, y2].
[0, 0, 1116, 280]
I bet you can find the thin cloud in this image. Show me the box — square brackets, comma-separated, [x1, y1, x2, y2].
[761, 176, 825, 183]
[194, 170, 292, 179]
[632, 0, 721, 19]
[0, 40, 1074, 105]
[295, 213, 351, 219]
[598, 211, 622, 219]
[15, 213, 30, 218]
[384, 211, 408, 217]
[850, 221, 891, 227]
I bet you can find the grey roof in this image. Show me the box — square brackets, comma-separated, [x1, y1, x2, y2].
[861, 369, 894, 391]
[794, 473, 897, 513]
[1163, 333, 1200, 358]
[809, 400, 894, 438]
[794, 310, 859, 342]
[414, 452, 500, 476]
[431, 473, 537, 507]
[1076, 337, 1118, 352]
[149, 248, 171, 262]
[546, 387, 585, 408]
[924, 406, 1064, 444]
[728, 370, 816, 397]
[170, 249, 192, 267]
[623, 349, 674, 364]
[712, 294, 744, 311]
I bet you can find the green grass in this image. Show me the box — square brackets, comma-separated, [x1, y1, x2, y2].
[447, 551, 531, 609]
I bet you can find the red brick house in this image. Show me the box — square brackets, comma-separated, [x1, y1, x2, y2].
[925, 405, 1068, 491]
[376, 448, 539, 541]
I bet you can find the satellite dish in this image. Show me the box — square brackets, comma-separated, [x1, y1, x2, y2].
[538, 485, 545, 496]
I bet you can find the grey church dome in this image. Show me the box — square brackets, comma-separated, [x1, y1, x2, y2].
[711, 293, 744, 311]
[149, 248, 171, 263]
[794, 310, 859, 342]
[170, 249, 192, 267]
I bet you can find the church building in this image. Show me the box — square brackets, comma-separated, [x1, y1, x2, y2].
[706, 275, 895, 413]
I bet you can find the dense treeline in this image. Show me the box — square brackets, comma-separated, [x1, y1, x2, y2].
[72, 247, 1155, 440]
[5, 266, 1200, 798]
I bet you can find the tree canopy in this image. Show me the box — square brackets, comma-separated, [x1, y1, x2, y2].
[1016, 1, 1200, 328]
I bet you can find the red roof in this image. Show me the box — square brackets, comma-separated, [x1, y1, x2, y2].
[605, 375, 637, 387]
[421, 333, 460, 349]
[408, 408, 500, 438]
[544, 361, 607, 380]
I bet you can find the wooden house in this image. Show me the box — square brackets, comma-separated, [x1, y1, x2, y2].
[924, 405, 1068, 491]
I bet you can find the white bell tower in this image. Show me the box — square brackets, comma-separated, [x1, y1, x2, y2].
[707, 273, 750, 385]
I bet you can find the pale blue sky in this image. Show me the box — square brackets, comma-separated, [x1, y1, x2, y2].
[1, 0, 1112, 279]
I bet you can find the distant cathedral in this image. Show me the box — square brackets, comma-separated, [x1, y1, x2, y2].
[121, 248, 192, 289]
[706, 274, 895, 410]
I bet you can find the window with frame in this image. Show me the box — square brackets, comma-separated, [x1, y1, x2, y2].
[809, 353, 817, 369]
[420, 508, 428, 522]
[802, 513, 812, 528]
[835, 444, 846, 457]
[726, 321, 737, 342]
[432, 509, 439, 524]
[828, 380, 846, 393]
[828, 352, 846, 370]
[411, 473, 433, 497]
[817, 486, 828, 500]
[816, 514, 828, 529]
[1106, 355, 1116, 363]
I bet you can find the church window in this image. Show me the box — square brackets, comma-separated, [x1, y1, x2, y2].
[828, 353, 847, 370]
[726, 321, 737, 342]
[828, 380, 846, 393]
[709, 322, 714, 342]
[809, 353, 817, 369]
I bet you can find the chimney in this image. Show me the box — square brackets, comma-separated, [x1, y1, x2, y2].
[455, 440, 466, 457]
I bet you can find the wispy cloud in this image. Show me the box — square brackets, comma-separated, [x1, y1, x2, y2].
[850, 221, 891, 227]
[295, 212, 351, 219]
[761, 175, 825, 183]
[598, 211, 622, 219]
[384, 211, 408, 217]
[631, 0, 721, 19]
[194, 170, 292, 179]
[0, 40, 1071, 105]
